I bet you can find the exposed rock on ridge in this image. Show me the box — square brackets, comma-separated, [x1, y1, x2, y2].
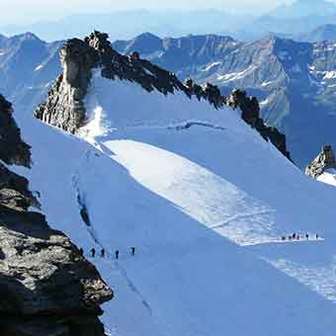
[0, 94, 31, 167]
[35, 39, 97, 134]
[305, 145, 336, 178]
[0, 96, 113, 335]
[227, 89, 291, 159]
[35, 31, 290, 159]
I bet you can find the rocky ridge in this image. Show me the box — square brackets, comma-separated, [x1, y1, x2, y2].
[35, 31, 290, 159]
[305, 145, 336, 178]
[0, 95, 113, 335]
[113, 33, 336, 167]
[227, 89, 290, 159]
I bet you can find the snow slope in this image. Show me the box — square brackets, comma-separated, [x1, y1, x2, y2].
[318, 169, 336, 187]
[14, 70, 336, 336]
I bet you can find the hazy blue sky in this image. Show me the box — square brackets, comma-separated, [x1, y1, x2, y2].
[1, 0, 293, 24]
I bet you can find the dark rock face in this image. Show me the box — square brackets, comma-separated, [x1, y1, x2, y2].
[305, 145, 336, 178]
[1, 96, 113, 335]
[35, 39, 97, 134]
[0, 94, 31, 167]
[227, 89, 291, 159]
[0, 202, 113, 336]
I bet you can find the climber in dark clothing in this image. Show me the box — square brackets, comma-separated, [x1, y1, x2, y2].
[90, 248, 96, 258]
[316, 234, 319, 240]
[306, 234, 309, 240]
[131, 247, 136, 256]
[79, 248, 84, 256]
[115, 250, 119, 260]
[100, 248, 105, 258]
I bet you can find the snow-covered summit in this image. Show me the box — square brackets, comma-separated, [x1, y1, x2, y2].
[15, 30, 336, 336]
[35, 31, 290, 158]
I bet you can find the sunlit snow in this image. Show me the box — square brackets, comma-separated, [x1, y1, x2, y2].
[14, 69, 336, 336]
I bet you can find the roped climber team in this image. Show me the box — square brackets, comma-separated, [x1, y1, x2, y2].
[281, 233, 320, 241]
[82, 233, 322, 259]
[85, 247, 136, 259]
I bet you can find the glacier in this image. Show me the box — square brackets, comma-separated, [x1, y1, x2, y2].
[13, 69, 336, 336]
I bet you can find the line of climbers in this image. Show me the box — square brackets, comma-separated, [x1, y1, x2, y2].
[79, 247, 136, 259]
[280, 233, 320, 241]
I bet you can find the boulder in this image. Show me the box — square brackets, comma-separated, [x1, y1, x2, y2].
[305, 145, 336, 178]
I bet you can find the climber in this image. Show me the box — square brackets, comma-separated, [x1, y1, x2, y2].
[306, 233, 309, 240]
[131, 247, 136, 256]
[79, 248, 84, 256]
[292, 233, 296, 239]
[90, 248, 96, 258]
[100, 248, 105, 258]
[115, 250, 120, 260]
[281, 236, 286, 241]
[316, 234, 319, 240]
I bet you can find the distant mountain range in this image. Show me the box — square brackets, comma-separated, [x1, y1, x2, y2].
[0, 10, 254, 42]
[0, 33, 61, 111]
[1, 31, 336, 167]
[298, 24, 336, 42]
[235, 0, 336, 41]
[2, 1, 336, 42]
[268, 0, 336, 19]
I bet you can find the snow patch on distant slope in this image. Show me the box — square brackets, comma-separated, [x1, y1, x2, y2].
[217, 65, 257, 82]
[34, 64, 44, 71]
[202, 61, 222, 72]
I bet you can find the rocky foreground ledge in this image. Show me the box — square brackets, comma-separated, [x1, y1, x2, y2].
[0, 94, 113, 336]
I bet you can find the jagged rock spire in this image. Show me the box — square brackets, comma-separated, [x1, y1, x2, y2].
[305, 145, 336, 178]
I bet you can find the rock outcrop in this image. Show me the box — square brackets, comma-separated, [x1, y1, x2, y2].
[0, 95, 113, 335]
[0, 94, 31, 167]
[227, 89, 291, 159]
[35, 31, 290, 159]
[305, 145, 336, 178]
[35, 39, 97, 134]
